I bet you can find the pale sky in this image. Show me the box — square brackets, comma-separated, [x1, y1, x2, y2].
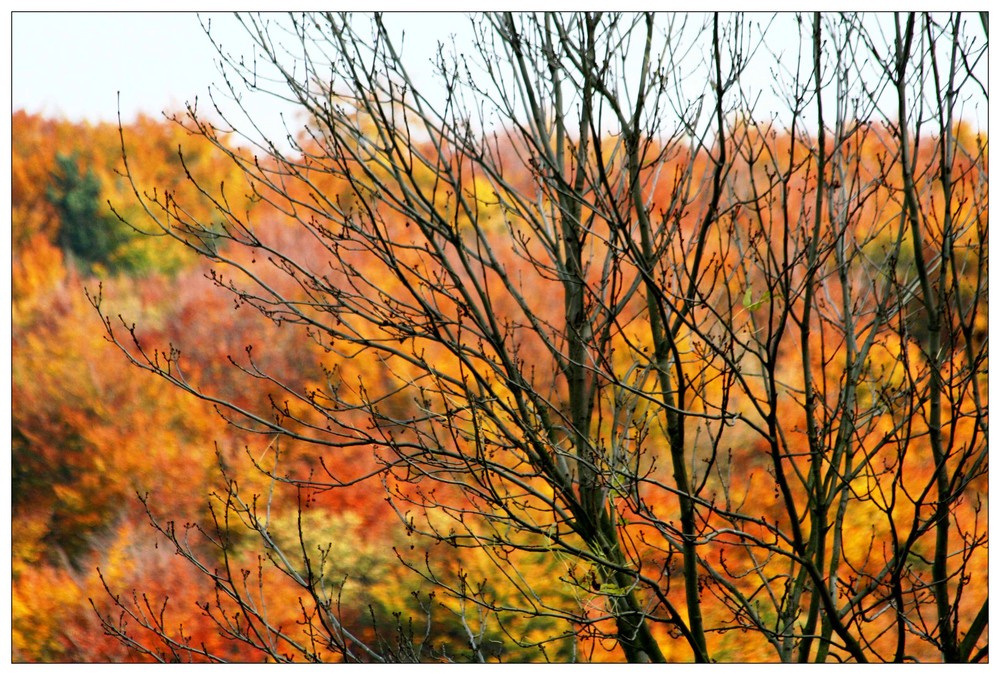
[12, 13, 263, 122]
[9, 11, 993, 141]
[11, 11, 475, 146]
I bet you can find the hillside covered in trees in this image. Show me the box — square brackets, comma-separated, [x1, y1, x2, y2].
[11, 12, 988, 663]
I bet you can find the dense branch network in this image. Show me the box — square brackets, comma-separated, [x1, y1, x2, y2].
[89, 11, 987, 664]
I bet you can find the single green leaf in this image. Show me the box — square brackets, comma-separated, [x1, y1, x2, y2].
[743, 288, 781, 311]
[599, 584, 629, 596]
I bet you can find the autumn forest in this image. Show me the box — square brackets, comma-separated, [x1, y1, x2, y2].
[10, 12, 988, 663]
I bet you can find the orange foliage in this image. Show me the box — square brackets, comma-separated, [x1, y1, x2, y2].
[10, 105, 988, 663]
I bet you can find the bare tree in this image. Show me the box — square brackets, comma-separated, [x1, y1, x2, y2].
[91, 12, 987, 662]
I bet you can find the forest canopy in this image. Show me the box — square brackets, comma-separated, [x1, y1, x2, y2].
[11, 11, 988, 663]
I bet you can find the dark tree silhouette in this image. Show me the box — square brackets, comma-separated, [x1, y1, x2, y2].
[91, 12, 987, 662]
